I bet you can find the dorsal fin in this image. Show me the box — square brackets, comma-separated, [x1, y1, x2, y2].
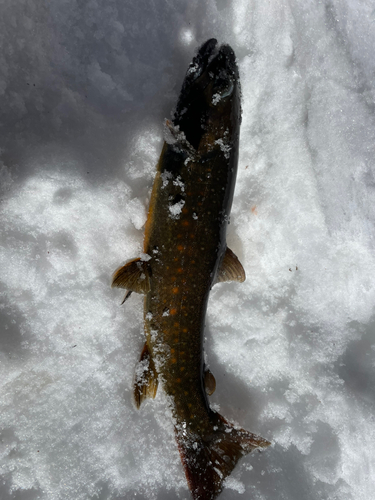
[133, 342, 158, 409]
[215, 247, 245, 284]
[112, 258, 151, 293]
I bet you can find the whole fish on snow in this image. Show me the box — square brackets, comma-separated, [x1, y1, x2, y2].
[112, 39, 270, 500]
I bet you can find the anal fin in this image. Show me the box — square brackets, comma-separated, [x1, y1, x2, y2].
[215, 247, 245, 284]
[133, 342, 158, 409]
[112, 257, 151, 294]
[204, 368, 216, 396]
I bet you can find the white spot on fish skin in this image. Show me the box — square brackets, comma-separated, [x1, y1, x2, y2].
[164, 120, 188, 147]
[213, 467, 223, 479]
[161, 170, 173, 188]
[187, 62, 199, 75]
[162, 309, 170, 317]
[192, 213, 198, 220]
[145, 312, 153, 320]
[212, 93, 221, 105]
[140, 252, 152, 261]
[150, 329, 158, 342]
[173, 176, 185, 192]
[214, 138, 231, 159]
[135, 356, 150, 383]
[169, 199, 185, 219]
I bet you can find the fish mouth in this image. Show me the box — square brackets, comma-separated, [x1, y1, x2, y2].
[173, 39, 240, 151]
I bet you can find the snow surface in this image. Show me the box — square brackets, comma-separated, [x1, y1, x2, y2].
[1, 1, 375, 499]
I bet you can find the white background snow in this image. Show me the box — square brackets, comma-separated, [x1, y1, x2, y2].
[1, 1, 375, 499]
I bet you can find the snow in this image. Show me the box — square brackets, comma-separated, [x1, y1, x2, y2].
[1, 1, 375, 499]
[168, 198, 185, 219]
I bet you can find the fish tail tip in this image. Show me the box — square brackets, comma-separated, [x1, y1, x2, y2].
[176, 413, 269, 500]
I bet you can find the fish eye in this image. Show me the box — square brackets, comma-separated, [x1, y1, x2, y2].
[212, 73, 234, 101]
[218, 78, 234, 99]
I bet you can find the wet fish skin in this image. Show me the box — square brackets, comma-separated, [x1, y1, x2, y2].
[112, 39, 270, 500]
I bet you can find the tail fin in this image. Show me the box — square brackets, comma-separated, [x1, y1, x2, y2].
[176, 412, 270, 500]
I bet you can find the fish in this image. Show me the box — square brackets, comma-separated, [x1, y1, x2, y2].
[112, 38, 270, 500]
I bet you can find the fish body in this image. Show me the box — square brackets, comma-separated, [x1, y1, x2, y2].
[113, 39, 269, 500]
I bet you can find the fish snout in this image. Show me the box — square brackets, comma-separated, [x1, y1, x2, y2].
[174, 39, 240, 150]
[209, 44, 239, 103]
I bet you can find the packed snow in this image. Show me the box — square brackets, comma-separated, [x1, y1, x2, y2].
[1, 1, 375, 499]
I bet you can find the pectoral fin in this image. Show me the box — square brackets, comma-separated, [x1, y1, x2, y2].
[164, 119, 199, 160]
[204, 368, 216, 396]
[215, 247, 245, 284]
[133, 342, 158, 409]
[120, 290, 133, 305]
[112, 258, 151, 294]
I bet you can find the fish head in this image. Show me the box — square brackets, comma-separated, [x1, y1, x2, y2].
[173, 38, 241, 155]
